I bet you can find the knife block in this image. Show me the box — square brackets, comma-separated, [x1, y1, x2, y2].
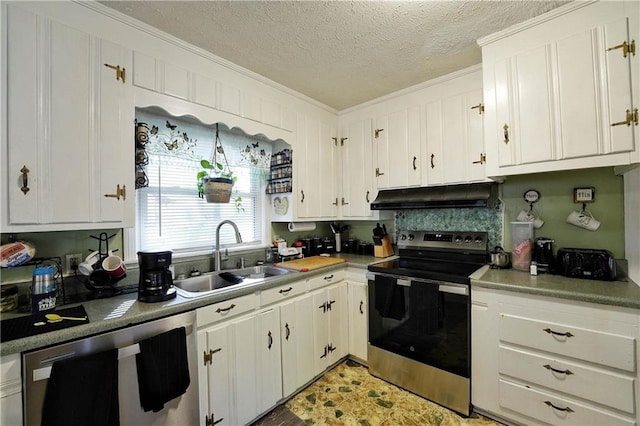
[374, 236, 394, 258]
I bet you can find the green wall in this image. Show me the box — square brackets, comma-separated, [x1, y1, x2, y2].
[500, 167, 625, 258]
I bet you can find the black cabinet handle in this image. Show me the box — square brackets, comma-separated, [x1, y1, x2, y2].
[412, 156, 417, 170]
[318, 302, 327, 313]
[543, 328, 574, 338]
[216, 304, 236, 313]
[544, 400, 574, 413]
[323, 274, 334, 280]
[267, 331, 273, 350]
[359, 301, 364, 315]
[543, 364, 573, 375]
[285, 323, 290, 340]
[279, 287, 293, 294]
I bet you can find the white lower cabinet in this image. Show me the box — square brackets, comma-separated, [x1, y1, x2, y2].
[197, 275, 357, 425]
[0, 353, 22, 426]
[280, 292, 316, 397]
[312, 282, 349, 373]
[471, 287, 639, 426]
[347, 280, 368, 363]
[197, 301, 281, 426]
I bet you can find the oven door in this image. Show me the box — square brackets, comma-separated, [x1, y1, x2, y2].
[367, 271, 470, 378]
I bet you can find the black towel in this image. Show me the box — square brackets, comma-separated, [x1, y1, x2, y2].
[408, 281, 440, 334]
[136, 327, 190, 413]
[374, 275, 406, 320]
[41, 348, 119, 426]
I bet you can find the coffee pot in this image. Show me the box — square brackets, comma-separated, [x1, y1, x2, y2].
[137, 251, 176, 303]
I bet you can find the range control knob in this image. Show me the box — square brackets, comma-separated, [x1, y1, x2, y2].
[407, 234, 415, 241]
[399, 234, 407, 240]
[454, 235, 463, 244]
[474, 236, 484, 245]
[464, 236, 473, 244]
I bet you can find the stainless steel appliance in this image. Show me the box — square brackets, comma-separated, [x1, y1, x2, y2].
[22, 311, 198, 425]
[137, 251, 176, 302]
[367, 231, 489, 416]
[556, 247, 616, 280]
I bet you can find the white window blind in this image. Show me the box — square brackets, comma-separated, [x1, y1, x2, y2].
[135, 109, 267, 254]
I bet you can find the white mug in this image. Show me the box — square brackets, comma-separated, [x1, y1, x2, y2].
[566, 210, 600, 231]
[78, 251, 101, 276]
[516, 210, 544, 229]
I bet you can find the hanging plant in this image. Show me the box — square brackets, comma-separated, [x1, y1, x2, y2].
[197, 124, 240, 205]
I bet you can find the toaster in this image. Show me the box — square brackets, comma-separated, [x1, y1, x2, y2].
[556, 248, 616, 281]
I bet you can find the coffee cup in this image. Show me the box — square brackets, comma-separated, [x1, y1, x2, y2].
[516, 210, 544, 229]
[566, 210, 600, 231]
[78, 251, 101, 276]
[102, 255, 126, 278]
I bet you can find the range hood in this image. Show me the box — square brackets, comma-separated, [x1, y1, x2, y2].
[370, 182, 498, 210]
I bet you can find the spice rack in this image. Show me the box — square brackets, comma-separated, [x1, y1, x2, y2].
[266, 149, 292, 194]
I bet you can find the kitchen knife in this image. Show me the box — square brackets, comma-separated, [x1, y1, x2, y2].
[382, 224, 387, 236]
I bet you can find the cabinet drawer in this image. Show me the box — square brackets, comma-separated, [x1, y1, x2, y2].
[261, 280, 309, 306]
[499, 379, 634, 426]
[308, 270, 345, 291]
[499, 313, 636, 372]
[197, 293, 259, 327]
[499, 346, 636, 414]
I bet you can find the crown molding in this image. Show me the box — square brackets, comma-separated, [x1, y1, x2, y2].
[75, 1, 338, 115]
[477, 0, 598, 47]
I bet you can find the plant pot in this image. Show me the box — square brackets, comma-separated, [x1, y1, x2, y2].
[203, 177, 233, 203]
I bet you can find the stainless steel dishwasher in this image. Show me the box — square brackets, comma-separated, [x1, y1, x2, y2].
[22, 310, 199, 426]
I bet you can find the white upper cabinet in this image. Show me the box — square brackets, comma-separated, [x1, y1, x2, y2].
[480, 1, 639, 177]
[423, 74, 487, 186]
[294, 114, 338, 219]
[339, 119, 375, 218]
[3, 4, 134, 232]
[374, 106, 421, 189]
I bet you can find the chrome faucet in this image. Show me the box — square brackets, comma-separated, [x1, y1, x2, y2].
[214, 220, 243, 271]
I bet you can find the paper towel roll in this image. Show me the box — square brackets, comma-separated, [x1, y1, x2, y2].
[288, 222, 316, 232]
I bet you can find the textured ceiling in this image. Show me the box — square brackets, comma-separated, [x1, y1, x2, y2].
[99, 1, 568, 111]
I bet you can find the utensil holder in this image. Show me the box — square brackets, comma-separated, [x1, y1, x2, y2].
[374, 236, 394, 258]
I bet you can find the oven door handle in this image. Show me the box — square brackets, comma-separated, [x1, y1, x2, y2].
[438, 284, 469, 296]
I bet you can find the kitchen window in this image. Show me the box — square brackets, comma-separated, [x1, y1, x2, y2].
[133, 109, 268, 256]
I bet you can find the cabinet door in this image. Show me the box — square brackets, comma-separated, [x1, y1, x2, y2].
[375, 107, 421, 189]
[232, 315, 259, 426]
[296, 114, 338, 219]
[424, 84, 486, 185]
[4, 4, 132, 230]
[327, 281, 349, 364]
[280, 293, 316, 397]
[312, 290, 331, 375]
[256, 308, 282, 415]
[347, 281, 368, 362]
[340, 119, 374, 218]
[198, 326, 233, 426]
[98, 39, 134, 225]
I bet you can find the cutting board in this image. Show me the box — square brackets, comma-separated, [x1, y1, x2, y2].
[276, 255, 347, 272]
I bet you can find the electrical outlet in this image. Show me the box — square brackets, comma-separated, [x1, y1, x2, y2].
[66, 253, 82, 275]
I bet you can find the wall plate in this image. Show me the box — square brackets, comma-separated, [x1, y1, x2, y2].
[574, 187, 595, 203]
[523, 189, 540, 204]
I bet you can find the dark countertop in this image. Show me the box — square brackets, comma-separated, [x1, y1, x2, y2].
[3, 254, 638, 356]
[471, 265, 640, 310]
[0, 254, 380, 356]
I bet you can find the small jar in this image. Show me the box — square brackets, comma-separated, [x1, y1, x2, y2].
[0, 285, 18, 312]
[32, 266, 55, 295]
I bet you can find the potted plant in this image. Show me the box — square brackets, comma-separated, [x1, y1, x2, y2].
[197, 124, 239, 205]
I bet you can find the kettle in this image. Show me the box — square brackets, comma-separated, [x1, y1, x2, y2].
[490, 246, 511, 269]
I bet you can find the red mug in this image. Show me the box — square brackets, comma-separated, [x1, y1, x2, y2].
[102, 255, 126, 278]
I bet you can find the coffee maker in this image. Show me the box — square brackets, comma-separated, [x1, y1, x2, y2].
[533, 238, 555, 274]
[137, 251, 176, 303]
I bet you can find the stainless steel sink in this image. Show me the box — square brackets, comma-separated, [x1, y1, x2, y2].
[174, 265, 294, 298]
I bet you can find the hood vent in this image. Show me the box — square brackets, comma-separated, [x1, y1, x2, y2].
[370, 183, 497, 210]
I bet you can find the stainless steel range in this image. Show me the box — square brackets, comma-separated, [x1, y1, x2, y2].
[366, 230, 489, 416]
